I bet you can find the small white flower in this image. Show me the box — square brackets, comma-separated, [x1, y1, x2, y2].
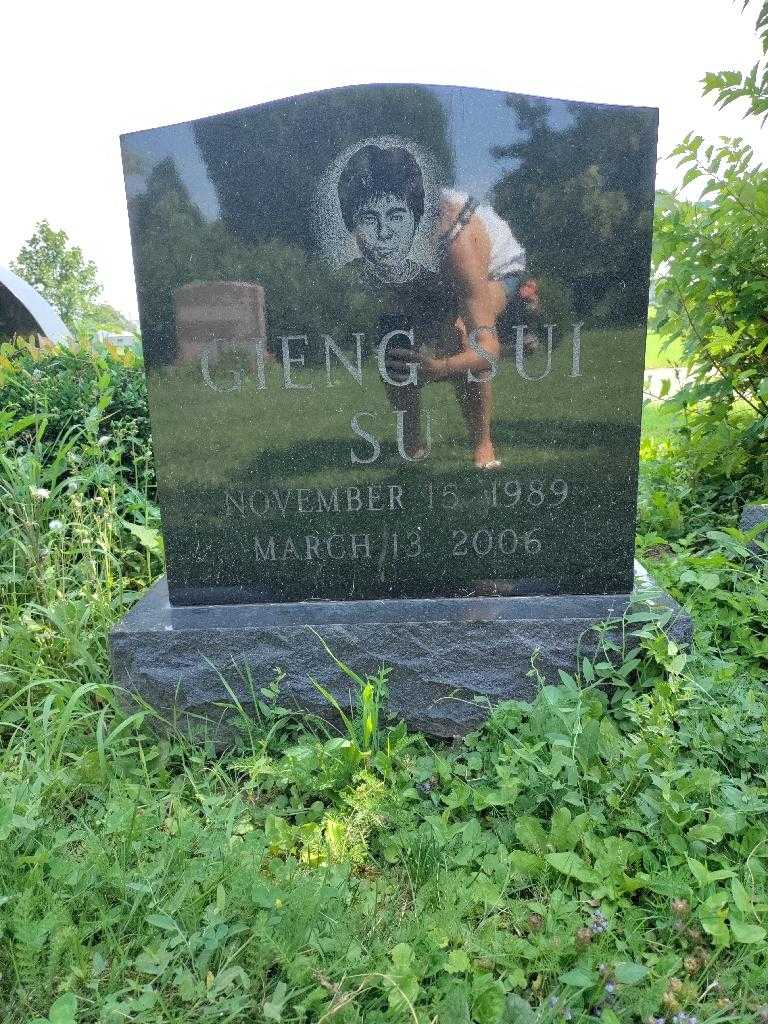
[30, 486, 50, 500]
[48, 519, 64, 533]
[97, 435, 110, 447]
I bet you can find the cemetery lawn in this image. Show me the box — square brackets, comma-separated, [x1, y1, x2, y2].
[644, 309, 684, 370]
[644, 330, 684, 371]
[1, 342, 768, 1023]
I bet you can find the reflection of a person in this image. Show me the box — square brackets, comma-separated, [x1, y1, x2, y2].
[338, 144, 452, 462]
[338, 143, 539, 467]
[420, 189, 540, 467]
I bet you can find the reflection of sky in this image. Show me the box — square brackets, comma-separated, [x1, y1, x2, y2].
[122, 85, 576, 220]
[427, 85, 574, 203]
[123, 123, 220, 219]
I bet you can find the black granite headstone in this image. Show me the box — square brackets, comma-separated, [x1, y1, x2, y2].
[111, 84, 689, 737]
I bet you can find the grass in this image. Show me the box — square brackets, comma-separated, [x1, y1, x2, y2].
[644, 331, 684, 370]
[1, 339, 767, 1023]
[644, 310, 684, 370]
[150, 327, 646, 601]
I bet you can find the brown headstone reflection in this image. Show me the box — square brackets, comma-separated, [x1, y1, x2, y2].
[173, 281, 266, 370]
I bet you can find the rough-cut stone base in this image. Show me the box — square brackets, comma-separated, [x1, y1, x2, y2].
[108, 562, 692, 742]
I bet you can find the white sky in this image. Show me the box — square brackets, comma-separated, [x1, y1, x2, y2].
[2, 0, 766, 320]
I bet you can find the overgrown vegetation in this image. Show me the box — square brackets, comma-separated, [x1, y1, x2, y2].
[651, 1, 768, 511]
[1, 325, 767, 1024]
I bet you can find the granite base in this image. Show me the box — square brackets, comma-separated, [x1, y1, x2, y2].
[108, 561, 692, 742]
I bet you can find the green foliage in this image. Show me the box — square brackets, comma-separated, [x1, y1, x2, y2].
[492, 97, 657, 326]
[652, 2, 768, 501]
[701, 1, 768, 123]
[0, 337, 152, 483]
[2, 342, 768, 1020]
[7, 223, 132, 340]
[10, 220, 103, 330]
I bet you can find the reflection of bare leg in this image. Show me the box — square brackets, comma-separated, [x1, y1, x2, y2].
[449, 307, 502, 466]
[454, 379, 497, 466]
[385, 383, 425, 457]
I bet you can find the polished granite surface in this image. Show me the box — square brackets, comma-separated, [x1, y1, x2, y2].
[121, 84, 658, 605]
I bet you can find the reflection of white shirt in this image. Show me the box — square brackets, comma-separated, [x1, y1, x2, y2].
[443, 188, 526, 279]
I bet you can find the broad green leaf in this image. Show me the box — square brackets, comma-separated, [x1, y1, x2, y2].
[514, 816, 547, 854]
[445, 949, 471, 974]
[688, 823, 725, 843]
[263, 981, 288, 1021]
[700, 914, 730, 946]
[508, 850, 544, 876]
[550, 807, 575, 851]
[686, 856, 709, 886]
[730, 917, 766, 943]
[614, 962, 649, 985]
[439, 981, 471, 1024]
[134, 946, 171, 975]
[6, 413, 36, 439]
[708, 869, 735, 881]
[391, 942, 415, 971]
[471, 975, 505, 1024]
[731, 877, 754, 915]
[560, 967, 597, 987]
[209, 966, 249, 996]
[49, 993, 77, 1024]
[682, 167, 703, 188]
[504, 994, 536, 1024]
[545, 851, 598, 883]
[701, 889, 730, 914]
[145, 912, 178, 931]
[123, 520, 163, 554]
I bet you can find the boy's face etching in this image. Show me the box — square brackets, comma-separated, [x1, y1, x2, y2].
[335, 144, 426, 281]
[353, 192, 417, 270]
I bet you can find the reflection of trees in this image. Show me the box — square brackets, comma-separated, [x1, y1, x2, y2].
[194, 85, 453, 250]
[129, 86, 455, 366]
[129, 159, 212, 363]
[492, 98, 657, 325]
[129, 160, 380, 365]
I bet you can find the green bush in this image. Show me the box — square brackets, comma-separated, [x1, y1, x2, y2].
[0, 337, 152, 492]
[651, 2, 768, 509]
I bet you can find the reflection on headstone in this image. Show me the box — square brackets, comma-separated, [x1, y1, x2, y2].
[174, 281, 266, 375]
[119, 84, 659, 608]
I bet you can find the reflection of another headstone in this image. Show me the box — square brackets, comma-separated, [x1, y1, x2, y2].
[174, 281, 266, 372]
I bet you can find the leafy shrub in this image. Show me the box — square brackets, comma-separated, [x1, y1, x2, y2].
[652, 1, 768, 508]
[0, 337, 152, 492]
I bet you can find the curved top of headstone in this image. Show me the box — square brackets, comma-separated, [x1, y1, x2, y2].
[120, 82, 659, 607]
[0, 264, 71, 343]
